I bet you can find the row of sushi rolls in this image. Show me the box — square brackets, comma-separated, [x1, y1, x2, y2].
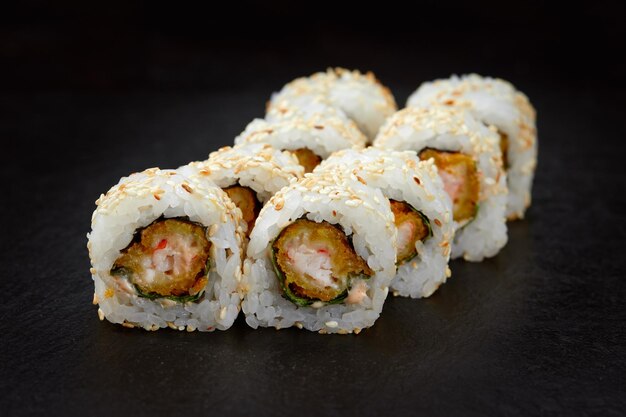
[88, 69, 537, 334]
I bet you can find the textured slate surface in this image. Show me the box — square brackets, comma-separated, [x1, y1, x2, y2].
[2, 3, 625, 416]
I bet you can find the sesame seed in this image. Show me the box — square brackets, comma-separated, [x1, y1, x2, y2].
[97, 308, 104, 321]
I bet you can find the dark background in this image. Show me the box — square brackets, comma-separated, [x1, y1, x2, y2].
[2, 1, 626, 416]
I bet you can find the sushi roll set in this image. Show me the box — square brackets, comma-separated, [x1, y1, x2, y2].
[88, 68, 537, 334]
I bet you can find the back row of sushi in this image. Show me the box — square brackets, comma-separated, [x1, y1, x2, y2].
[88, 68, 537, 334]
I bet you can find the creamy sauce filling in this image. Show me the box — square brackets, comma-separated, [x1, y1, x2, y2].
[346, 280, 369, 304]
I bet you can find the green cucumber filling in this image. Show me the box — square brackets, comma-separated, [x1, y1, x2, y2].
[271, 219, 373, 306]
[418, 148, 480, 224]
[390, 200, 432, 265]
[111, 217, 211, 302]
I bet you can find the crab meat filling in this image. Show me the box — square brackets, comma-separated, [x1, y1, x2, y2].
[223, 185, 261, 236]
[272, 219, 373, 304]
[390, 200, 430, 264]
[290, 148, 322, 173]
[419, 148, 480, 223]
[112, 218, 211, 298]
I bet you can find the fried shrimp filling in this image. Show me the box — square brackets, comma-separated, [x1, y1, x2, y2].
[419, 148, 480, 223]
[223, 185, 261, 235]
[111, 218, 211, 299]
[499, 131, 509, 169]
[290, 148, 322, 173]
[272, 219, 373, 303]
[390, 200, 430, 264]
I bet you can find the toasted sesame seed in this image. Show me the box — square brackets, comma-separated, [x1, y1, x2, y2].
[92, 293, 98, 305]
[325, 321, 338, 328]
[122, 322, 135, 329]
[97, 308, 104, 321]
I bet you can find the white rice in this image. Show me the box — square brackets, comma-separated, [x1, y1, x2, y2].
[407, 74, 537, 220]
[268, 68, 397, 141]
[88, 168, 245, 331]
[178, 143, 304, 205]
[235, 99, 367, 161]
[314, 148, 454, 298]
[374, 106, 508, 262]
[241, 171, 397, 334]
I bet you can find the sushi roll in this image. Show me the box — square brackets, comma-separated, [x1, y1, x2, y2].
[179, 143, 304, 237]
[241, 171, 397, 334]
[268, 67, 397, 141]
[234, 99, 367, 173]
[314, 148, 454, 298]
[88, 168, 245, 331]
[374, 106, 508, 262]
[407, 74, 537, 220]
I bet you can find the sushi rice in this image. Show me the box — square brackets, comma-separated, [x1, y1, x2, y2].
[314, 148, 454, 298]
[374, 106, 508, 262]
[407, 74, 537, 220]
[242, 170, 397, 334]
[88, 168, 245, 331]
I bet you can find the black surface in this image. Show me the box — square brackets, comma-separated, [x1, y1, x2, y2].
[2, 2, 626, 416]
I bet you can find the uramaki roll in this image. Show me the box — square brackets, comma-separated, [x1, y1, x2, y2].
[374, 106, 508, 262]
[179, 143, 304, 237]
[241, 171, 397, 334]
[268, 67, 397, 141]
[315, 148, 454, 298]
[88, 168, 245, 331]
[235, 100, 367, 173]
[407, 74, 537, 220]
